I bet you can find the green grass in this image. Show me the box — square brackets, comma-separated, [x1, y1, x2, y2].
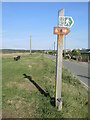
[2, 53, 88, 118]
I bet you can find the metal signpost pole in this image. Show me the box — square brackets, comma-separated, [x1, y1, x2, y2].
[55, 8, 64, 111]
[54, 41, 55, 51]
[64, 35, 66, 58]
[54, 41, 55, 56]
[30, 35, 31, 54]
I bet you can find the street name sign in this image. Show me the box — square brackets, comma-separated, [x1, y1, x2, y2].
[59, 16, 74, 28]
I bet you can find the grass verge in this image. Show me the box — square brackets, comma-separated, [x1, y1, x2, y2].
[2, 53, 88, 118]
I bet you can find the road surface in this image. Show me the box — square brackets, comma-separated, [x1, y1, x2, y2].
[46, 54, 89, 88]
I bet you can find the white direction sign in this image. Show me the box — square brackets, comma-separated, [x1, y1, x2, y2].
[59, 16, 74, 28]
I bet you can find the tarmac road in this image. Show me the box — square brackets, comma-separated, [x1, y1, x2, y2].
[46, 54, 89, 88]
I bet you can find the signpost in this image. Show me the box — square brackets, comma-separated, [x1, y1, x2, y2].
[55, 8, 64, 111]
[53, 8, 74, 111]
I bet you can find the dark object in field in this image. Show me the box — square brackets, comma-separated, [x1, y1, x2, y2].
[14, 56, 20, 61]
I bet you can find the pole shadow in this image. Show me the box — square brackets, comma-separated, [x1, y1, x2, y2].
[23, 74, 55, 107]
[77, 75, 90, 79]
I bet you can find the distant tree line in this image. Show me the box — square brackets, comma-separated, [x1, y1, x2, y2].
[1, 49, 46, 54]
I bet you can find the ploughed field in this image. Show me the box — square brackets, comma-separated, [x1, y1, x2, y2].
[2, 53, 88, 118]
